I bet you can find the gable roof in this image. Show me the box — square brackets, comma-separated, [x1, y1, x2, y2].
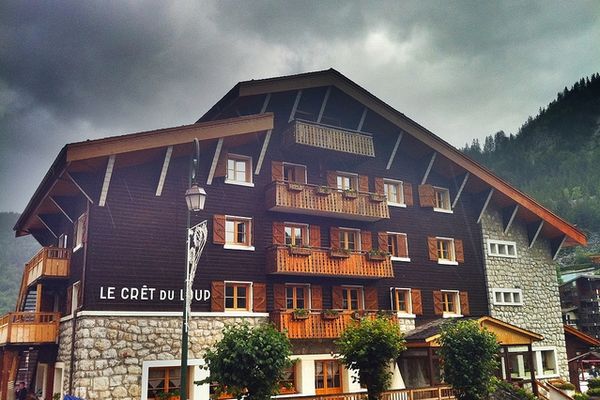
[199, 68, 586, 246]
[565, 324, 600, 347]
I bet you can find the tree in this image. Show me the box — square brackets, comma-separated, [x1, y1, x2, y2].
[335, 316, 406, 400]
[438, 320, 499, 400]
[199, 323, 292, 400]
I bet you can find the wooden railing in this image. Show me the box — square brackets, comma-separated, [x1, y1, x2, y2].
[24, 247, 71, 286]
[266, 181, 390, 221]
[0, 312, 61, 345]
[283, 119, 376, 157]
[276, 386, 455, 400]
[272, 311, 398, 339]
[267, 246, 394, 278]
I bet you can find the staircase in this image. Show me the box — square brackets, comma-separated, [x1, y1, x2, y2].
[15, 349, 38, 390]
[22, 288, 37, 312]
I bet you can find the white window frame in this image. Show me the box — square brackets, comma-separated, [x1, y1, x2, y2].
[71, 281, 81, 317]
[339, 227, 361, 252]
[487, 239, 518, 258]
[441, 290, 461, 317]
[390, 287, 415, 318]
[387, 231, 410, 262]
[535, 347, 560, 378]
[224, 280, 253, 312]
[58, 233, 68, 249]
[383, 179, 405, 207]
[142, 359, 207, 400]
[284, 222, 310, 247]
[436, 237, 458, 266]
[283, 162, 308, 184]
[224, 215, 255, 251]
[433, 186, 453, 214]
[492, 288, 523, 306]
[53, 362, 65, 400]
[335, 171, 359, 191]
[225, 153, 254, 187]
[73, 213, 86, 252]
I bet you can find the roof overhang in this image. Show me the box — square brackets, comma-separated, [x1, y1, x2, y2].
[564, 324, 600, 347]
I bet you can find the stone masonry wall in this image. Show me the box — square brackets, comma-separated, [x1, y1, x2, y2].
[57, 315, 267, 400]
[481, 206, 567, 379]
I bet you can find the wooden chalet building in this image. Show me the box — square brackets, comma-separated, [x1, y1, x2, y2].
[0, 69, 586, 400]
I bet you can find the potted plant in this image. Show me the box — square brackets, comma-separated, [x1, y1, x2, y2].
[322, 309, 340, 320]
[288, 245, 312, 256]
[157, 390, 180, 400]
[342, 189, 358, 199]
[315, 186, 331, 196]
[330, 248, 351, 258]
[287, 182, 304, 192]
[366, 249, 388, 261]
[292, 308, 310, 320]
[350, 310, 364, 321]
[554, 382, 576, 396]
[376, 309, 395, 319]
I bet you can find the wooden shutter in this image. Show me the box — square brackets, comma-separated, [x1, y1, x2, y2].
[272, 161, 284, 182]
[311, 285, 323, 310]
[215, 150, 228, 178]
[365, 287, 378, 310]
[374, 177, 385, 195]
[411, 289, 423, 315]
[213, 215, 226, 244]
[359, 175, 369, 192]
[361, 231, 372, 252]
[81, 213, 88, 244]
[273, 284, 286, 310]
[272, 222, 285, 245]
[459, 292, 470, 316]
[253, 283, 267, 312]
[309, 225, 321, 248]
[398, 235, 408, 258]
[377, 232, 388, 252]
[404, 183, 414, 206]
[332, 286, 343, 309]
[427, 237, 438, 261]
[330, 227, 340, 251]
[211, 281, 225, 312]
[418, 184, 435, 207]
[327, 171, 337, 188]
[65, 286, 73, 315]
[433, 290, 444, 315]
[455, 240, 465, 263]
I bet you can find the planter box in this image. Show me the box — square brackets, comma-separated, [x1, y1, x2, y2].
[367, 253, 387, 261]
[322, 312, 340, 320]
[287, 182, 305, 192]
[289, 247, 312, 256]
[292, 313, 310, 321]
[315, 187, 331, 196]
[369, 193, 386, 203]
[330, 250, 351, 259]
[342, 191, 358, 199]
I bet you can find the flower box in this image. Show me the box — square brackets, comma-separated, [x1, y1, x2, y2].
[366, 252, 387, 261]
[289, 246, 312, 256]
[322, 310, 340, 320]
[292, 309, 310, 320]
[342, 190, 358, 199]
[330, 250, 351, 259]
[287, 182, 305, 192]
[369, 193, 386, 203]
[316, 186, 332, 196]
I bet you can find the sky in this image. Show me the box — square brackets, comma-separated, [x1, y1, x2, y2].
[1, 1, 599, 213]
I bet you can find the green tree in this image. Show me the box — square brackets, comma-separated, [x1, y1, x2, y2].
[335, 316, 406, 400]
[438, 320, 500, 400]
[198, 323, 292, 400]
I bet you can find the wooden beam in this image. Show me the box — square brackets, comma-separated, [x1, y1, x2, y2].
[528, 220, 544, 249]
[357, 107, 368, 131]
[477, 188, 495, 224]
[206, 138, 223, 185]
[421, 152, 437, 185]
[288, 90, 302, 122]
[49, 196, 74, 223]
[386, 132, 404, 170]
[503, 204, 520, 234]
[452, 172, 470, 209]
[552, 235, 567, 261]
[98, 155, 116, 207]
[155, 146, 173, 196]
[65, 172, 95, 204]
[316, 86, 331, 123]
[37, 215, 58, 238]
[255, 130, 272, 175]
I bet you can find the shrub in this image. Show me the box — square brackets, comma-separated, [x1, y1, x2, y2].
[590, 379, 600, 389]
[574, 393, 590, 400]
[492, 380, 537, 400]
[555, 382, 576, 391]
[587, 388, 600, 397]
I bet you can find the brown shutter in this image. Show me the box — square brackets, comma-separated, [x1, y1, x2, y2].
[460, 292, 470, 316]
[375, 177, 385, 195]
[309, 225, 321, 248]
[418, 184, 435, 207]
[377, 232, 388, 252]
[311, 285, 323, 310]
[411, 289, 423, 315]
[215, 150, 228, 178]
[253, 283, 267, 312]
[272, 161, 284, 182]
[273, 284, 286, 310]
[365, 287, 378, 310]
[361, 231, 372, 252]
[433, 290, 444, 315]
[330, 227, 340, 251]
[398, 235, 408, 258]
[455, 240, 465, 263]
[211, 281, 225, 312]
[332, 286, 343, 309]
[427, 237, 438, 261]
[359, 175, 369, 192]
[327, 171, 337, 188]
[213, 215, 226, 244]
[81, 213, 88, 244]
[272, 222, 285, 245]
[404, 183, 414, 206]
[65, 286, 73, 315]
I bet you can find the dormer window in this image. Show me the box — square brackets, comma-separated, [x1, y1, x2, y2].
[433, 187, 451, 212]
[226, 154, 253, 186]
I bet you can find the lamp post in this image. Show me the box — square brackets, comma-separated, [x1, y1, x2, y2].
[181, 138, 207, 400]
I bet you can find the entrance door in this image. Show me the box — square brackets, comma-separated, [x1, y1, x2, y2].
[315, 360, 343, 394]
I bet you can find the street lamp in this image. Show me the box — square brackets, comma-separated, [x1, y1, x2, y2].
[181, 138, 208, 400]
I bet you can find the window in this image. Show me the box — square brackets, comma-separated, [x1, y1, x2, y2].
[336, 173, 358, 191]
[394, 288, 412, 314]
[384, 179, 404, 206]
[387, 232, 409, 260]
[536, 348, 558, 377]
[286, 285, 309, 310]
[315, 360, 343, 395]
[285, 224, 308, 247]
[73, 213, 86, 250]
[279, 363, 297, 394]
[488, 240, 517, 258]
[225, 282, 250, 311]
[339, 228, 360, 251]
[147, 367, 181, 400]
[283, 163, 307, 184]
[442, 291, 460, 315]
[437, 238, 455, 263]
[225, 217, 252, 249]
[433, 187, 451, 212]
[226, 154, 253, 185]
[342, 286, 363, 310]
[492, 288, 523, 306]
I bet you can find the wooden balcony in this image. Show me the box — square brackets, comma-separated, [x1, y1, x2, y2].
[25, 247, 70, 286]
[267, 246, 394, 279]
[272, 311, 398, 340]
[0, 312, 60, 346]
[277, 387, 455, 400]
[283, 119, 375, 157]
[266, 181, 390, 221]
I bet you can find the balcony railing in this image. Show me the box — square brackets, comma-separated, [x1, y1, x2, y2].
[283, 119, 376, 157]
[272, 310, 398, 340]
[266, 181, 390, 221]
[277, 387, 455, 400]
[25, 247, 71, 286]
[267, 246, 394, 279]
[0, 312, 60, 345]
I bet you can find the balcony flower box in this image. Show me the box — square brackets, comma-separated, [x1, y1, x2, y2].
[351, 310, 365, 321]
[287, 182, 305, 192]
[322, 309, 340, 320]
[342, 189, 358, 199]
[292, 309, 310, 320]
[369, 193, 386, 203]
[288, 246, 312, 256]
[366, 250, 388, 262]
[329, 249, 351, 259]
[157, 391, 180, 400]
[315, 186, 332, 196]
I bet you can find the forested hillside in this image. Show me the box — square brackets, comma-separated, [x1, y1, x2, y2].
[0, 213, 39, 314]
